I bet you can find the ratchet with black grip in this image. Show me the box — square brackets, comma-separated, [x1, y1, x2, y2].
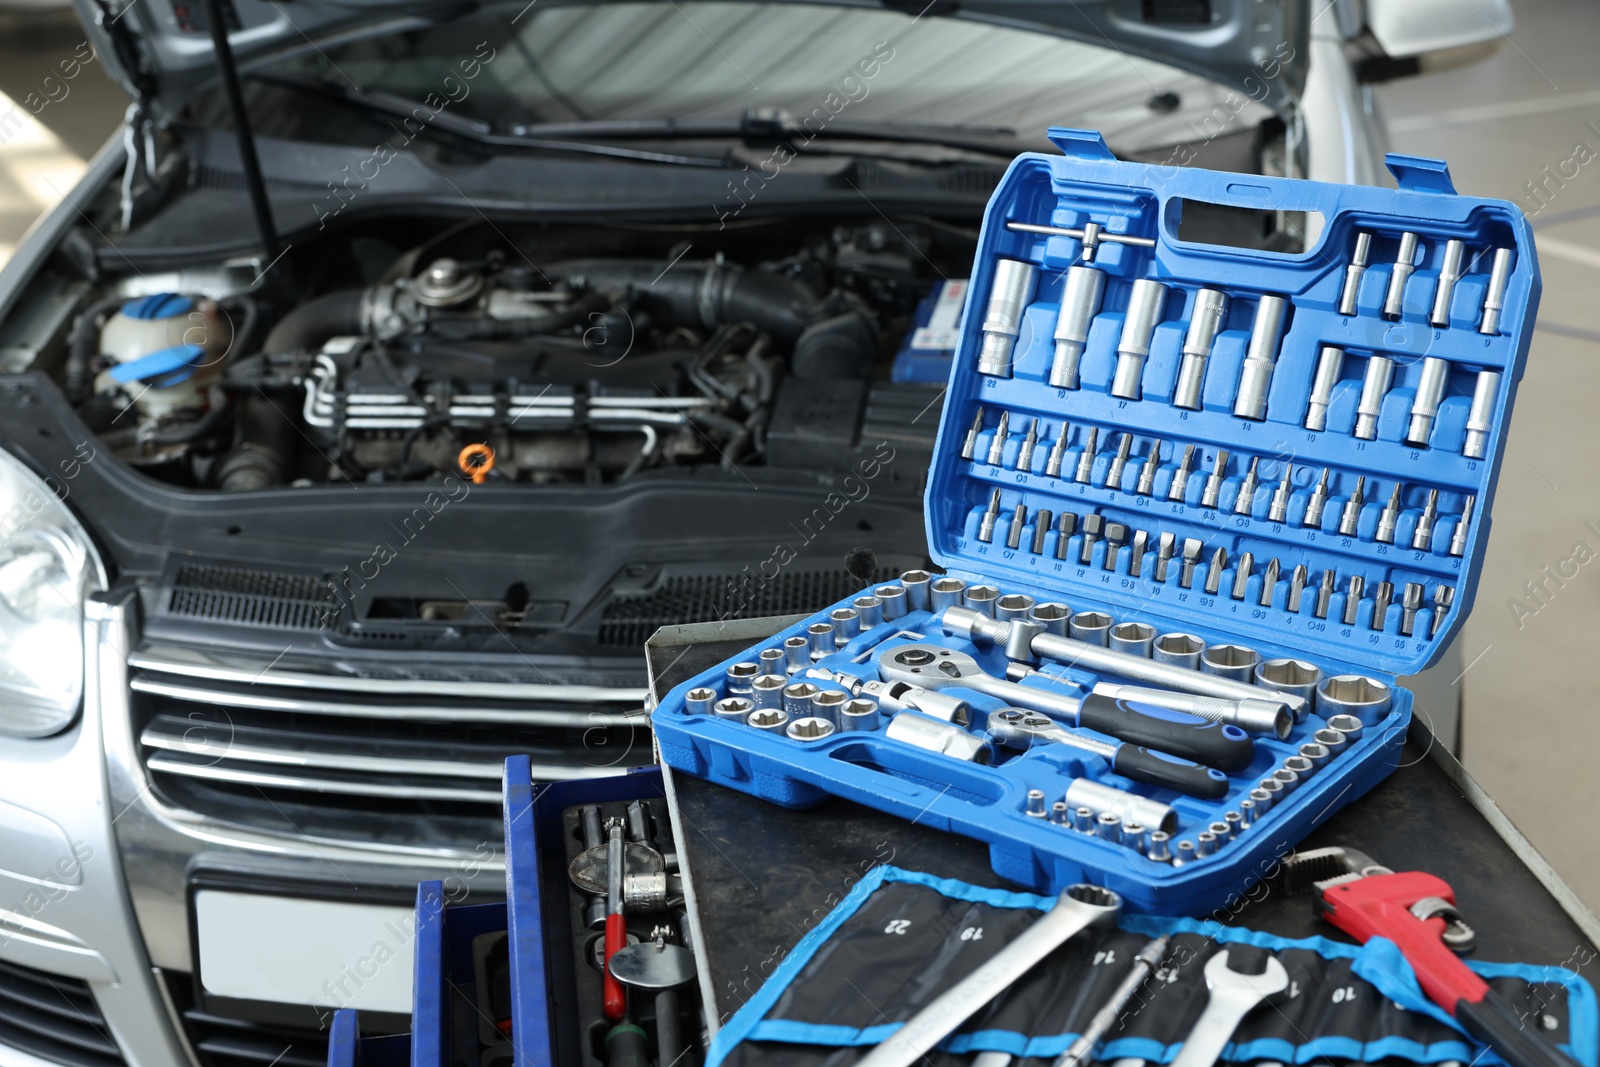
[988, 708, 1228, 798]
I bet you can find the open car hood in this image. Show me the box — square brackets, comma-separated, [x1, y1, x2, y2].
[73, 0, 1309, 122]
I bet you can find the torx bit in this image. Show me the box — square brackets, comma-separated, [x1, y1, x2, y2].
[1305, 345, 1345, 432]
[1339, 232, 1371, 317]
[1400, 582, 1424, 636]
[1006, 503, 1028, 549]
[1269, 462, 1294, 522]
[1431, 584, 1455, 638]
[1155, 531, 1176, 582]
[1136, 439, 1163, 496]
[1045, 425, 1070, 478]
[1200, 449, 1230, 509]
[1287, 564, 1308, 613]
[1204, 547, 1227, 595]
[1129, 529, 1148, 578]
[1383, 231, 1420, 320]
[1338, 475, 1366, 537]
[1480, 248, 1515, 335]
[1305, 467, 1331, 529]
[1342, 575, 1365, 626]
[1259, 557, 1280, 608]
[1054, 511, 1077, 560]
[1376, 482, 1403, 544]
[1372, 581, 1394, 631]
[1431, 238, 1466, 327]
[1355, 355, 1394, 440]
[1079, 514, 1105, 565]
[1449, 494, 1475, 557]
[1015, 418, 1039, 471]
[959, 406, 985, 461]
[1178, 538, 1202, 589]
[1314, 569, 1336, 619]
[1032, 509, 1052, 555]
[1075, 427, 1099, 484]
[985, 411, 1009, 466]
[1233, 456, 1260, 516]
[1102, 523, 1129, 571]
[1463, 370, 1501, 459]
[977, 488, 1001, 543]
[1107, 433, 1134, 490]
[1168, 443, 1196, 502]
[1412, 489, 1439, 551]
[1231, 551, 1254, 600]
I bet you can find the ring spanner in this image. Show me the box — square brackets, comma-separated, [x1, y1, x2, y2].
[1169, 950, 1289, 1067]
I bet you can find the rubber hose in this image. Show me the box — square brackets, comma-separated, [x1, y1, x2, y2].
[549, 259, 821, 344]
[64, 296, 128, 402]
[261, 288, 363, 353]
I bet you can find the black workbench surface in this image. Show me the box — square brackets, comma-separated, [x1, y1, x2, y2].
[648, 625, 1598, 1032]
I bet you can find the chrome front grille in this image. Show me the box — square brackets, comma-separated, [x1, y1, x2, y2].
[127, 646, 651, 845]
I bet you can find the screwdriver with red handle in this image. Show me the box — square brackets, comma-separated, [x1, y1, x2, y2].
[602, 817, 628, 1022]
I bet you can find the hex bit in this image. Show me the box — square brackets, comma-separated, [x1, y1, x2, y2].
[1079, 514, 1105, 565]
[1032, 509, 1052, 555]
[1006, 504, 1028, 549]
[1450, 494, 1475, 557]
[1102, 523, 1129, 571]
[1055, 512, 1077, 561]
[1075, 427, 1099, 484]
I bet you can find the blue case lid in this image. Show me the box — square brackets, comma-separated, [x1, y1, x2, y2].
[926, 129, 1539, 678]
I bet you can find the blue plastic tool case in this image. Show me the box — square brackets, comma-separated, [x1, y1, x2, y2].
[653, 127, 1539, 915]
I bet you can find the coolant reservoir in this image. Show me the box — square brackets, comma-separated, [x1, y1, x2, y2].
[94, 293, 231, 421]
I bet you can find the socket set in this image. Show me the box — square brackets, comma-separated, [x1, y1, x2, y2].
[653, 130, 1537, 914]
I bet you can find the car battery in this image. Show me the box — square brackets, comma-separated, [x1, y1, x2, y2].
[892, 278, 969, 383]
[652, 127, 1538, 914]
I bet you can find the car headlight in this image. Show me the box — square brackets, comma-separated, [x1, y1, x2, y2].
[0, 448, 105, 737]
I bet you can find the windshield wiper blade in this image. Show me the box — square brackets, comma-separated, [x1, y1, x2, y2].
[248, 72, 729, 168]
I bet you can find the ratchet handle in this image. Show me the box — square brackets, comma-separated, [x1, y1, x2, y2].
[1079, 693, 1254, 771]
[1110, 746, 1229, 799]
[602, 913, 627, 1021]
[1457, 990, 1579, 1067]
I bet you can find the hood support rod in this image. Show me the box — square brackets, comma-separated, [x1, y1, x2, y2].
[203, 0, 282, 264]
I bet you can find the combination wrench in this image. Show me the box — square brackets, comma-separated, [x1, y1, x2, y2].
[1169, 950, 1290, 1067]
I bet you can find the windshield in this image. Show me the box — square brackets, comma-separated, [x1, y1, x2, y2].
[272, 1, 1268, 154]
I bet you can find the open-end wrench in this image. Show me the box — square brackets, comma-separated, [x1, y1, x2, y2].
[1169, 950, 1289, 1067]
[856, 885, 1123, 1067]
[988, 709, 1227, 798]
[877, 644, 1254, 772]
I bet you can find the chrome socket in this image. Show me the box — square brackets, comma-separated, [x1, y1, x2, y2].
[1431, 239, 1466, 327]
[1272, 767, 1301, 794]
[1384, 231, 1419, 320]
[1298, 742, 1331, 771]
[806, 622, 834, 660]
[900, 570, 932, 612]
[964, 584, 1000, 617]
[1201, 643, 1259, 682]
[1314, 727, 1349, 759]
[1407, 356, 1450, 446]
[1122, 821, 1148, 855]
[1096, 811, 1123, 843]
[1317, 676, 1392, 725]
[725, 662, 760, 695]
[929, 577, 968, 613]
[995, 593, 1036, 623]
[811, 688, 848, 726]
[830, 607, 861, 647]
[685, 687, 717, 716]
[1249, 786, 1274, 814]
[1174, 840, 1197, 867]
[1026, 789, 1048, 818]
[1208, 821, 1230, 846]
[1029, 602, 1071, 636]
[1073, 806, 1096, 834]
[1111, 279, 1169, 400]
[1152, 632, 1204, 669]
[1195, 831, 1218, 858]
[874, 584, 908, 621]
[758, 647, 785, 675]
[1237, 799, 1257, 829]
[783, 682, 819, 720]
[1355, 356, 1394, 440]
[751, 674, 787, 710]
[1049, 266, 1107, 389]
[786, 716, 835, 742]
[1326, 714, 1365, 743]
[1050, 801, 1070, 825]
[853, 595, 884, 630]
[1068, 610, 1114, 647]
[1174, 288, 1229, 410]
[1305, 345, 1344, 432]
[840, 698, 882, 732]
[1480, 247, 1514, 335]
[1258, 778, 1284, 807]
[1283, 755, 1314, 780]
[1108, 621, 1157, 658]
[1223, 811, 1243, 841]
[883, 711, 989, 762]
[715, 696, 754, 721]
[1146, 830, 1173, 863]
[1233, 294, 1288, 421]
[1256, 658, 1321, 714]
[978, 258, 1037, 377]
[747, 707, 789, 732]
[1463, 370, 1501, 459]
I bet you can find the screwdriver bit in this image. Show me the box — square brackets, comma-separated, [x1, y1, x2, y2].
[1287, 564, 1308, 614]
[1400, 582, 1424, 636]
[1155, 532, 1176, 582]
[1376, 482, 1403, 544]
[978, 488, 1001, 543]
[1079, 514, 1105, 565]
[1129, 529, 1148, 578]
[1136, 440, 1163, 496]
[1102, 523, 1129, 571]
[1201, 450, 1230, 509]
[1231, 551, 1254, 600]
[1259, 557, 1280, 608]
[1342, 575, 1365, 626]
[1431, 584, 1455, 638]
[1372, 581, 1394, 631]
[1304, 467, 1331, 529]
[1404, 490, 1436, 553]
[1055, 512, 1078, 560]
[1006, 503, 1027, 549]
[1205, 547, 1227, 595]
[1450, 494, 1475, 557]
[1045, 425, 1069, 478]
[1338, 475, 1366, 537]
[1269, 462, 1294, 523]
[1314, 569, 1336, 619]
[1032, 509, 1052, 555]
[1168, 443, 1196, 503]
[1234, 457, 1260, 516]
[1015, 418, 1038, 472]
[986, 411, 1009, 466]
[1107, 433, 1134, 490]
[960, 406, 985, 461]
[1075, 427, 1099, 484]
[1179, 538, 1203, 589]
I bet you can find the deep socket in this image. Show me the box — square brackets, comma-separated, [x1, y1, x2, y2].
[959, 406, 985, 460]
[1463, 370, 1501, 459]
[1480, 248, 1514, 335]
[1234, 294, 1289, 420]
[1430, 239, 1466, 326]
[985, 411, 1009, 466]
[1338, 232, 1371, 316]
[1200, 449, 1230, 509]
[1354, 356, 1394, 440]
[1075, 427, 1100, 484]
[1049, 266, 1106, 388]
[1305, 345, 1345, 432]
[977, 258, 1036, 377]
[1383, 231, 1419, 319]
[1338, 475, 1366, 537]
[1450, 495, 1475, 557]
[1233, 457, 1260, 516]
[1111, 279, 1169, 399]
[1174, 288, 1229, 410]
[1406, 357, 1450, 445]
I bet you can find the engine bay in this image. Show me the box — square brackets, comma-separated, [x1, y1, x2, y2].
[58, 216, 975, 489]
